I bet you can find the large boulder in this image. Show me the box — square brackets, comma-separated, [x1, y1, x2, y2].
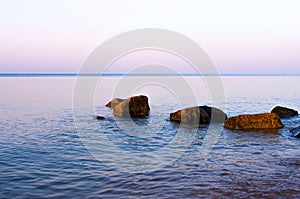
[290, 126, 300, 138]
[271, 106, 298, 118]
[170, 106, 227, 124]
[105, 95, 150, 118]
[224, 113, 283, 130]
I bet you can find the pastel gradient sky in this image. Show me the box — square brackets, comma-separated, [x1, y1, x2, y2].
[1, 0, 300, 74]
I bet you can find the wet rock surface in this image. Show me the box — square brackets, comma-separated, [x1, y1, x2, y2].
[106, 95, 150, 118]
[170, 106, 227, 124]
[96, 115, 106, 120]
[271, 106, 298, 118]
[224, 113, 283, 130]
[290, 126, 300, 138]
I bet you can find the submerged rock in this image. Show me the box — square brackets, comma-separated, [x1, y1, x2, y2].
[224, 113, 283, 130]
[170, 106, 227, 124]
[290, 126, 300, 138]
[271, 106, 298, 118]
[106, 95, 150, 118]
[96, 115, 105, 120]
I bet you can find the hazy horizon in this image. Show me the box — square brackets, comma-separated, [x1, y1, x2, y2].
[1, 0, 300, 74]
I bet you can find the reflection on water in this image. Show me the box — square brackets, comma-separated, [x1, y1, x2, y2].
[0, 76, 299, 198]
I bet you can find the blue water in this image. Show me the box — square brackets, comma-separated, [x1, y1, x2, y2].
[0, 75, 299, 198]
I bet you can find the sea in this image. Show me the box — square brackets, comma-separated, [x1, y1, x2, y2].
[0, 74, 299, 198]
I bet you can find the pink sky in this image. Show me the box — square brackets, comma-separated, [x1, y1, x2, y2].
[1, 0, 300, 74]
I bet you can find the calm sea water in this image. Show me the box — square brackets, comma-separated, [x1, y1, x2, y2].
[0, 75, 299, 198]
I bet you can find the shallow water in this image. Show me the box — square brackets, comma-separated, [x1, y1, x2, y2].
[0, 76, 299, 198]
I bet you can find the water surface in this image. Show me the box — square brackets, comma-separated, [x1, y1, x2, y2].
[0, 75, 299, 198]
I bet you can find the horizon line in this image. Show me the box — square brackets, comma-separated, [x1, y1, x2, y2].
[1, 73, 300, 77]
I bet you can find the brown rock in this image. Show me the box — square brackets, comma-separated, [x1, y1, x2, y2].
[224, 113, 283, 130]
[105, 98, 125, 107]
[199, 105, 228, 123]
[271, 106, 298, 118]
[170, 106, 226, 124]
[170, 106, 210, 124]
[107, 95, 150, 118]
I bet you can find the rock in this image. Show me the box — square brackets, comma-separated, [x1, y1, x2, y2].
[107, 95, 150, 118]
[224, 113, 283, 130]
[170, 106, 227, 124]
[199, 105, 228, 123]
[105, 98, 125, 107]
[170, 106, 210, 124]
[271, 106, 298, 118]
[96, 115, 105, 120]
[290, 126, 300, 138]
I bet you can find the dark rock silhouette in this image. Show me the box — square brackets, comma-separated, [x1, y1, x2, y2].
[96, 115, 105, 120]
[290, 126, 300, 138]
[170, 106, 227, 124]
[271, 106, 298, 118]
[105, 95, 150, 118]
[224, 113, 283, 130]
[200, 105, 228, 123]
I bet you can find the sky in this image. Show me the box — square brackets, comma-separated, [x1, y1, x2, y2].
[0, 0, 300, 74]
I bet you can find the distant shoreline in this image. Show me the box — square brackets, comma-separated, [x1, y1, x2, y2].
[1, 73, 300, 77]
